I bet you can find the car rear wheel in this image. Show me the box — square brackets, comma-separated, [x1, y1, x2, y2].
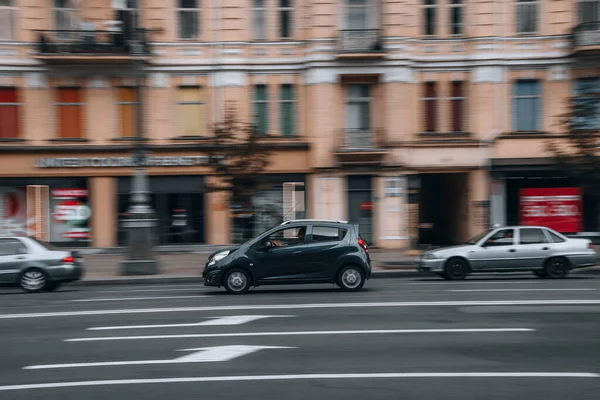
[223, 269, 251, 294]
[544, 257, 569, 279]
[443, 258, 468, 281]
[19, 268, 49, 293]
[337, 265, 365, 291]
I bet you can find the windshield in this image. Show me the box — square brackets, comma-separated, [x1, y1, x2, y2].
[465, 229, 493, 245]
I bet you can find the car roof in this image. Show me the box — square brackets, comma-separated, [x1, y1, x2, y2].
[494, 226, 556, 230]
[281, 219, 350, 226]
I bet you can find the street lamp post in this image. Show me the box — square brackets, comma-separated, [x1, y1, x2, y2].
[119, 29, 159, 276]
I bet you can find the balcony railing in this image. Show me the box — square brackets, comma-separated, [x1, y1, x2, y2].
[337, 29, 384, 55]
[573, 21, 600, 51]
[35, 29, 151, 58]
[335, 128, 388, 152]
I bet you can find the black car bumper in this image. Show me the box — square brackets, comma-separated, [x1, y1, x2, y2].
[203, 268, 222, 287]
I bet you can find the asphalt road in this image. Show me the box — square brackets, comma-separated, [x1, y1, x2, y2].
[1, 275, 600, 399]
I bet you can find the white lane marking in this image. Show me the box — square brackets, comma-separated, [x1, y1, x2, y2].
[97, 288, 206, 294]
[70, 296, 209, 303]
[3, 300, 600, 319]
[1, 372, 597, 392]
[87, 315, 295, 331]
[24, 345, 294, 370]
[407, 281, 547, 285]
[449, 289, 598, 293]
[66, 328, 534, 342]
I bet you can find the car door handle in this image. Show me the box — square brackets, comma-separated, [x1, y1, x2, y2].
[542, 247, 550, 251]
[508, 249, 517, 253]
[293, 251, 302, 255]
[15, 256, 26, 260]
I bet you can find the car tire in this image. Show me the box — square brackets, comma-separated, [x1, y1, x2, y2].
[533, 270, 548, 279]
[223, 268, 251, 294]
[544, 257, 570, 279]
[443, 258, 468, 281]
[19, 268, 49, 293]
[337, 265, 366, 292]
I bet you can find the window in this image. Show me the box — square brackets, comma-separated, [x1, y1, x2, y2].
[449, 0, 463, 35]
[346, 84, 371, 131]
[484, 229, 515, 246]
[253, 84, 268, 135]
[0, 0, 15, 40]
[423, 0, 437, 36]
[279, 0, 293, 39]
[312, 226, 347, 242]
[54, 0, 77, 34]
[547, 230, 566, 243]
[177, 0, 200, 39]
[572, 78, 600, 130]
[0, 238, 27, 256]
[346, 0, 369, 30]
[178, 87, 204, 136]
[267, 226, 306, 247]
[422, 82, 438, 132]
[516, 0, 538, 34]
[579, 0, 599, 24]
[450, 81, 465, 133]
[252, 0, 266, 40]
[519, 228, 549, 245]
[513, 80, 541, 132]
[118, 87, 138, 138]
[0, 87, 20, 139]
[279, 84, 295, 136]
[56, 88, 84, 138]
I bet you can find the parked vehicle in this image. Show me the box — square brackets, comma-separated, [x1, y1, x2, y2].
[202, 220, 372, 294]
[0, 236, 85, 292]
[417, 226, 597, 280]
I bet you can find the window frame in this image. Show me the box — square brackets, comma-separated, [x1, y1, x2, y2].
[422, 81, 438, 133]
[278, 0, 293, 39]
[516, 0, 538, 35]
[252, 0, 267, 41]
[55, 86, 85, 139]
[578, 0, 600, 25]
[449, 81, 465, 133]
[483, 228, 516, 247]
[176, 0, 201, 40]
[518, 228, 550, 245]
[264, 225, 307, 248]
[252, 84, 269, 135]
[0, 87, 21, 139]
[512, 79, 542, 133]
[422, 0, 438, 37]
[177, 86, 205, 137]
[449, 0, 464, 36]
[345, 0, 370, 30]
[279, 83, 296, 136]
[546, 229, 567, 243]
[53, 0, 78, 36]
[0, 0, 16, 41]
[0, 238, 28, 256]
[345, 83, 371, 131]
[117, 87, 139, 138]
[310, 226, 347, 243]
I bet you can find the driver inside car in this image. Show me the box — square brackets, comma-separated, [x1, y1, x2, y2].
[272, 227, 305, 247]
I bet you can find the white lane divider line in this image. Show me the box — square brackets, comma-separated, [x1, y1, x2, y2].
[1, 372, 598, 392]
[448, 289, 598, 293]
[3, 300, 600, 319]
[87, 315, 295, 331]
[407, 281, 547, 285]
[24, 345, 294, 370]
[66, 328, 535, 342]
[70, 296, 210, 303]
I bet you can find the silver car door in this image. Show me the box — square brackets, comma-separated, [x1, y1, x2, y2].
[516, 228, 552, 269]
[476, 228, 518, 270]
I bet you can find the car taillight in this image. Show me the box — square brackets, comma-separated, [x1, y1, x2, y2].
[358, 239, 368, 253]
[62, 256, 75, 263]
[589, 243, 594, 250]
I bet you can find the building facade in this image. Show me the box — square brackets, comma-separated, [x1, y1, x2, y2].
[0, 0, 598, 248]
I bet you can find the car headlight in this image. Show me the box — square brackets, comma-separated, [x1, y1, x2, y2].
[208, 250, 231, 266]
[421, 253, 438, 260]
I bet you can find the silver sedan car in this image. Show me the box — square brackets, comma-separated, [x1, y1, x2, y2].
[0, 236, 85, 292]
[417, 226, 597, 280]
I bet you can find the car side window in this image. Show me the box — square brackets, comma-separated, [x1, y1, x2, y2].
[267, 226, 307, 248]
[519, 228, 549, 245]
[0, 239, 27, 256]
[311, 226, 347, 242]
[483, 229, 515, 247]
[547, 230, 566, 243]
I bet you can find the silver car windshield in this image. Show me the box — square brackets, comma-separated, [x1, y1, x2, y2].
[465, 229, 493, 245]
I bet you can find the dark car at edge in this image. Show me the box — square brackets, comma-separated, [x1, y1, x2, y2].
[202, 220, 372, 294]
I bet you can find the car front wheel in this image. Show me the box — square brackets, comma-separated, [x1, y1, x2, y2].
[443, 258, 468, 281]
[337, 265, 365, 291]
[223, 269, 251, 294]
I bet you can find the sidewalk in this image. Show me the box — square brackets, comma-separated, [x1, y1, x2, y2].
[74, 248, 600, 286]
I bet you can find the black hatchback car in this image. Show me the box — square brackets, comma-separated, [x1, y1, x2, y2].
[202, 220, 372, 294]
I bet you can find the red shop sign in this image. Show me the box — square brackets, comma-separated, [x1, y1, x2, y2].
[360, 202, 373, 211]
[519, 187, 583, 233]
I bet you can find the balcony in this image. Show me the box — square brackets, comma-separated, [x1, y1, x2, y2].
[336, 30, 385, 60]
[572, 22, 600, 55]
[334, 128, 389, 166]
[34, 29, 151, 65]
